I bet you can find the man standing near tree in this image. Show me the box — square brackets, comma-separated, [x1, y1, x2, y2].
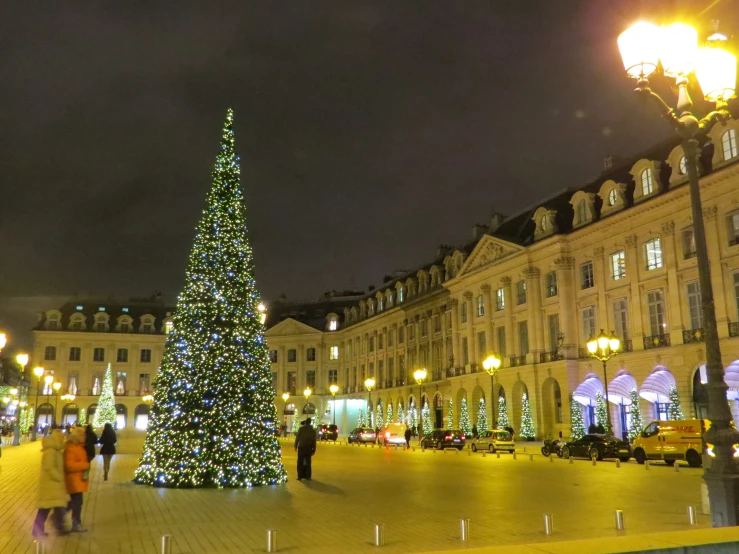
[294, 418, 317, 481]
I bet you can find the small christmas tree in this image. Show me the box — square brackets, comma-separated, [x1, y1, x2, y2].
[376, 403, 384, 428]
[497, 396, 510, 429]
[668, 385, 684, 420]
[459, 397, 472, 435]
[446, 399, 454, 428]
[78, 408, 87, 426]
[421, 403, 433, 434]
[357, 409, 366, 428]
[312, 410, 321, 428]
[19, 408, 29, 434]
[595, 391, 608, 428]
[477, 398, 488, 432]
[386, 403, 393, 424]
[628, 389, 643, 442]
[26, 408, 34, 434]
[366, 405, 374, 428]
[569, 395, 585, 440]
[93, 364, 117, 428]
[408, 402, 418, 430]
[397, 402, 405, 426]
[292, 416, 300, 434]
[519, 393, 536, 439]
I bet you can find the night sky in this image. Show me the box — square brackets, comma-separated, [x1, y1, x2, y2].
[1, 0, 737, 350]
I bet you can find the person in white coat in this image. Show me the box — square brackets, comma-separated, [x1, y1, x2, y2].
[32, 430, 69, 537]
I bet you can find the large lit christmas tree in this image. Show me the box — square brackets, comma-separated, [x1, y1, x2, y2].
[459, 397, 472, 435]
[595, 391, 608, 428]
[519, 393, 536, 439]
[569, 395, 585, 440]
[497, 396, 510, 428]
[628, 389, 643, 442]
[668, 385, 684, 420]
[376, 403, 384, 428]
[421, 403, 433, 434]
[135, 110, 287, 488]
[93, 364, 117, 428]
[25, 408, 34, 434]
[446, 399, 454, 428]
[477, 398, 488, 432]
[397, 402, 405, 426]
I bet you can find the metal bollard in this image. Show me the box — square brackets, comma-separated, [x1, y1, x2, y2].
[482, 452, 486, 458]
[513, 452, 517, 460]
[645, 460, 650, 470]
[267, 529, 278, 553]
[530, 454, 534, 461]
[496, 451, 500, 459]
[569, 456, 574, 464]
[616, 459, 621, 468]
[592, 458, 597, 466]
[674, 463, 680, 472]
[549, 454, 553, 463]
[374, 523, 385, 546]
[460, 518, 470, 541]
[688, 506, 697, 525]
[34, 541, 45, 554]
[544, 514, 554, 535]
[161, 535, 173, 554]
[615, 510, 625, 530]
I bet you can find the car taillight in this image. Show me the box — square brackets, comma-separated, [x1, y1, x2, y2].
[445, 435, 451, 440]
[360, 431, 364, 436]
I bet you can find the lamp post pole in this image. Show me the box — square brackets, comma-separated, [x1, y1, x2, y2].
[364, 378, 375, 428]
[483, 355, 502, 431]
[329, 384, 339, 426]
[413, 368, 427, 440]
[281, 392, 290, 437]
[586, 330, 620, 434]
[52, 382, 61, 426]
[617, 21, 739, 525]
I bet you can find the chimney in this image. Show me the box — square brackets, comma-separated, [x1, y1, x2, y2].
[472, 224, 488, 239]
[603, 154, 624, 172]
[490, 213, 505, 232]
[436, 244, 452, 257]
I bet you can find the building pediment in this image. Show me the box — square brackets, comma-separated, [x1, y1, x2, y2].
[457, 235, 523, 277]
[265, 318, 321, 337]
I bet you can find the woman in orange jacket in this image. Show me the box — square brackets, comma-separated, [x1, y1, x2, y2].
[64, 427, 90, 532]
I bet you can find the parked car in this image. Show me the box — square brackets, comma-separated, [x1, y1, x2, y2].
[318, 424, 339, 442]
[469, 429, 515, 453]
[561, 434, 631, 462]
[632, 419, 707, 467]
[380, 422, 408, 446]
[420, 429, 465, 451]
[348, 427, 377, 444]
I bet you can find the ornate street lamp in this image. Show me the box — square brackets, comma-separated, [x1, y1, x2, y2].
[482, 354, 502, 430]
[586, 330, 620, 434]
[0, 333, 6, 353]
[257, 303, 267, 325]
[617, 20, 738, 526]
[329, 384, 339, 426]
[364, 377, 375, 426]
[413, 368, 427, 437]
[52, 381, 61, 425]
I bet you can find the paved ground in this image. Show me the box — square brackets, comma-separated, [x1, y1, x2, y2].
[0, 436, 710, 553]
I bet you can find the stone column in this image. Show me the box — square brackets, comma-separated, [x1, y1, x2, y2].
[414, 315, 421, 369]
[593, 247, 608, 335]
[440, 306, 449, 372]
[524, 267, 544, 356]
[554, 258, 577, 358]
[481, 284, 494, 357]
[464, 292, 476, 365]
[316, 341, 323, 393]
[625, 235, 645, 349]
[450, 299, 460, 368]
[372, 330, 379, 379]
[297, 344, 304, 391]
[703, 206, 730, 337]
[501, 277, 514, 361]
[279, 345, 286, 393]
[661, 221, 684, 346]
[426, 309, 434, 376]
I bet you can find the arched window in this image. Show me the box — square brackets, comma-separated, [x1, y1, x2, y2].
[94, 313, 108, 332]
[641, 169, 654, 195]
[135, 404, 151, 430]
[115, 404, 128, 429]
[577, 200, 588, 224]
[69, 313, 86, 331]
[723, 129, 738, 161]
[284, 403, 296, 415]
[302, 403, 316, 414]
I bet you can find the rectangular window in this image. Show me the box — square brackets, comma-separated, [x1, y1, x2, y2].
[610, 251, 626, 280]
[477, 331, 486, 360]
[388, 330, 394, 347]
[496, 327, 507, 359]
[370, 336, 376, 351]
[518, 321, 529, 355]
[306, 370, 316, 389]
[613, 298, 630, 340]
[477, 295, 485, 317]
[116, 348, 128, 363]
[269, 349, 278, 363]
[434, 315, 441, 333]
[115, 372, 127, 395]
[120, 321, 130, 333]
[139, 373, 151, 394]
[329, 346, 339, 360]
[329, 319, 338, 331]
[378, 360, 384, 383]
[288, 349, 296, 363]
[66, 371, 79, 395]
[580, 262, 594, 289]
[496, 288, 505, 311]
[516, 280, 527, 305]
[647, 289, 667, 336]
[462, 338, 469, 365]
[378, 334, 384, 349]
[44, 345, 57, 361]
[727, 213, 739, 246]
[446, 311, 452, 330]
[287, 371, 296, 394]
[69, 346, 81, 362]
[582, 306, 596, 342]
[272, 372, 278, 390]
[398, 326, 405, 343]
[140, 349, 152, 363]
[91, 371, 103, 395]
[547, 314, 560, 352]
[682, 227, 696, 259]
[546, 271, 558, 297]
[461, 302, 468, 323]
[398, 355, 405, 381]
[306, 347, 316, 362]
[687, 281, 703, 330]
[328, 369, 338, 385]
[388, 357, 395, 382]
[409, 325, 415, 341]
[645, 238, 663, 270]
[421, 320, 427, 337]
[93, 347, 105, 362]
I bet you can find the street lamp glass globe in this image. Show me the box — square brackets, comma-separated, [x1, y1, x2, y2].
[44, 374, 54, 385]
[364, 377, 375, 391]
[303, 387, 312, 399]
[0, 333, 6, 350]
[329, 384, 339, 395]
[659, 23, 698, 77]
[34, 366, 45, 378]
[16, 353, 29, 367]
[281, 392, 290, 402]
[52, 381, 61, 391]
[618, 21, 660, 78]
[697, 44, 737, 102]
[587, 338, 598, 354]
[609, 337, 621, 351]
[597, 332, 610, 350]
[413, 368, 427, 382]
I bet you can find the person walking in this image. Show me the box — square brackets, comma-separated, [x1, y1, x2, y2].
[84, 425, 97, 463]
[99, 423, 117, 481]
[404, 426, 412, 449]
[32, 429, 69, 538]
[64, 427, 90, 532]
[294, 418, 316, 481]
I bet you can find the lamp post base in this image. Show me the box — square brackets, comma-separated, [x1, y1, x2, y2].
[703, 471, 739, 526]
[12, 425, 20, 446]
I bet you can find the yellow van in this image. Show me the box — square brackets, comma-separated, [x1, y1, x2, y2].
[631, 419, 707, 467]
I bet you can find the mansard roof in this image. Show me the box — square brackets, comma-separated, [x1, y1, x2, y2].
[34, 298, 175, 332]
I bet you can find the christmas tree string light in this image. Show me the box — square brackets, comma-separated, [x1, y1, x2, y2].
[477, 398, 488, 432]
[519, 393, 536, 439]
[446, 399, 454, 428]
[134, 109, 286, 488]
[459, 397, 472, 435]
[628, 389, 643, 442]
[668, 385, 684, 420]
[497, 396, 510, 429]
[93, 364, 117, 428]
[569, 395, 585, 440]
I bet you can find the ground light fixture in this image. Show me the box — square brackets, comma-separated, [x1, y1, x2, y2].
[586, 330, 620, 433]
[329, 384, 339, 425]
[617, 19, 738, 526]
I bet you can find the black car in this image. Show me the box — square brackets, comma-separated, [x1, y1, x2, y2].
[420, 429, 466, 451]
[318, 424, 338, 442]
[561, 434, 631, 462]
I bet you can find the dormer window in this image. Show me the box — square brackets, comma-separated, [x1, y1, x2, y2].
[576, 200, 587, 225]
[46, 313, 61, 330]
[532, 207, 557, 240]
[631, 159, 662, 201]
[608, 188, 618, 206]
[94, 314, 108, 332]
[141, 315, 155, 333]
[541, 216, 549, 231]
[378, 297, 384, 312]
[164, 319, 174, 334]
[570, 192, 594, 228]
[398, 287, 404, 303]
[329, 319, 338, 331]
[641, 168, 654, 195]
[69, 313, 86, 331]
[387, 293, 394, 307]
[723, 129, 737, 161]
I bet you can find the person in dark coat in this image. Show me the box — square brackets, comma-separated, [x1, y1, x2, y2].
[98, 423, 117, 481]
[294, 418, 317, 481]
[83, 425, 97, 463]
[588, 423, 598, 434]
[404, 427, 412, 449]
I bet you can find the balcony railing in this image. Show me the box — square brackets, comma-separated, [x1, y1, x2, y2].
[395, 379, 406, 387]
[578, 347, 590, 359]
[621, 339, 633, 353]
[643, 334, 671, 350]
[385, 380, 393, 389]
[539, 351, 563, 363]
[509, 355, 526, 367]
[683, 328, 705, 344]
[730, 322, 739, 338]
[446, 367, 466, 377]
[432, 369, 443, 381]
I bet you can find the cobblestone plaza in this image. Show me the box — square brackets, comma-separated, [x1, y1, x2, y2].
[0, 436, 713, 553]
